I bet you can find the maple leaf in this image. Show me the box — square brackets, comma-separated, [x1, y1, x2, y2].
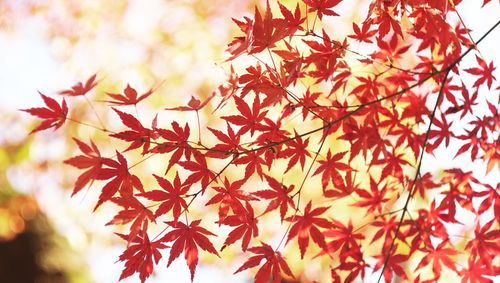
[137, 173, 189, 221]
[248, 0, 281, 54]
[22, 92, 68, 134]
[376, 11, 403, 38]
[372, 149, 410, 181]
[219, 202, 259, 251]
[233, 149, 267, 180]
[303, 30, 346, 83]
[373, 245, 409, 282]
[222, 95, 268, 136]
[465, 55, 496, 89]
[58, 73, 98, 96]
[313, 150, 350, 189]
[179, 151, 217, 192]
[103, 84, 153, 106]
[459, 257, 498, 283]
[415, 241, 459, 275]
[234, 242, 294, 283]
[303, 0, 341, 19]
[206, 123, 242, 159]
[107, 196, 155, 244]
[206, 177, 257, 223]
[253, 175, 295, 220]
[160, 220, 219, 281]
[427, 112, 454, 152]
[352, 177, 389, 214]
[349, 20, 377, 43]
[323, 170, 359, 198]
[116, 228, 167, 283]
[94, 151, 144, 210]
[285, 201, 332, 258]
[280, 131, 310, 173]
[110, 108, 156, 154]
[465, 219, 500, 268]
[413, 172, 441, 198]
[165, 93, 214, 111]
[277, 2, 305, 36]
[64, 138, 104, 196]
[323, 219, 365, 255]
[153, 122, 191, 174]
[331, 245, 368, 282]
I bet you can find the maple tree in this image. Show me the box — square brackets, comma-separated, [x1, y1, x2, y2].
[21, 0, 500, 282]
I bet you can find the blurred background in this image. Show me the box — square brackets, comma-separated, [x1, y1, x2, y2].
[0, 0, 498, 282]
[0, 0, 256, 282]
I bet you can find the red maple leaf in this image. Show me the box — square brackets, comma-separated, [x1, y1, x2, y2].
[94, 151, 144, 210]
[373, 245, 408, 282]
[313, 150, 350, 189]
[165, 93, 214, 111]
[103, 84, 153, 106]
[116, 227, 167, 283]
[253, 175, 295, 220]
[303, 0, 341, 19]
[179, 151, 216, 192]
[110, 108, 157, 154]
[349, 20, 377, 43]
[219, 202, 259, 251]
[323, 219, 365, 255]
[222, 95, 268, 136]
[206, 123, 242, 159]
[107, 196, 155, 244]
[248, 0, 283, 54]
[465, 55, 496, 89]
[285, 201, 332, 258]
[153, 122, 191, 174]
[206, 177, 257, 223]
[415, 241, 459, 275]
[352, 177, 389, 214]
[459, 257, 498, 283]
[280, 131, 310, 173]
[137, 173, 189, 221]
[465, 219, 500, 268]
[233, 149, 267, 180]
[22, 92, 68, 134]
[58, 73, 98, 96]
[64, 138, 104, 196]
[160, 219, 219, 281]
[234, 242, 294, 283]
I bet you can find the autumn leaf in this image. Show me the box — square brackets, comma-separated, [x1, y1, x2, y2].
[253, 175, 295, 220]
[58, 73, 98, 96]
[313, 150, 350, 189]
[110, 108, 156, 154]
[219, 202, 259, 251]
[94, 151, 143, 210]
[22, 92, 68, 134]
[137, 173, 189, 221]
[103, 84, 153, 106]
[153, 122, 191, 174]
[64, 138, 104, 196]
[285, 201, 332, 258]
[415, 241, 459, 275]
[234, 242, 294, 283]
[205, 177, 257, 223]
[165, 93, 214, 111]
[107, 196, 155, 244]
[465, 55, 496, 89]
[160, 220, 219, 281]
[303, 0, 341, 19]
[116, 227, 167, 283]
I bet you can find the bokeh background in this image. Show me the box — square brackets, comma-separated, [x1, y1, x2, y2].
[0, 0, 498, 282]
